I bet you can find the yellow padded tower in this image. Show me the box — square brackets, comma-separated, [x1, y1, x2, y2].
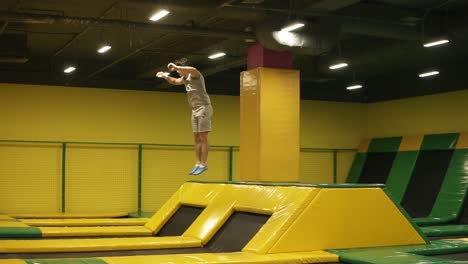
[240, 68, 300, 182]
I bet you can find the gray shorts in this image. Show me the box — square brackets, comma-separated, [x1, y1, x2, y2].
[191, 105, 212, 133]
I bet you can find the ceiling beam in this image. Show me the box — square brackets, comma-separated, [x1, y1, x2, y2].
[137, 37, 245, 78]
[0, 11, 255, 39]
[0, 21, 7, 35]
[88, 34, 172, 78]
[52, 1, 120, 58]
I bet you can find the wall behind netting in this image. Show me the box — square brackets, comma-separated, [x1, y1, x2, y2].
[0, 83, 366, 213]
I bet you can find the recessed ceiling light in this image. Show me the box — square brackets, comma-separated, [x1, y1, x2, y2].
[97, 45, 112, 54]
[149, 10, 170, 21]
[329, 62, 349, 70]
[208, 52, 226, 59]
[423, 39, 449, 48]
[281, 23, 305, 32]
[346, 84, 363, 90]
[419, 71, 439, 78]
[64, 66, 76, 73]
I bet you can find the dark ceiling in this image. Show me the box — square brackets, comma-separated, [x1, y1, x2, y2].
[0, 0, 467, 102]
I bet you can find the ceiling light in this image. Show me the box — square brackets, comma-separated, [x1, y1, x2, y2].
[97, 45, 112, 54]
[329, 62, 348, 70]
[149, 10, 170, 21]
[281, 23, 305, 32]
[419, 71, 439, 78]
[423, 39, 449, 48]
[208, 52, 226, 59]
[64, 66, 76, 73]
[346, 84, 362, 90]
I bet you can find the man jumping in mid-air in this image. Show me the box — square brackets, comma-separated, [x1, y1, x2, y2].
[156, 59, 212, 176]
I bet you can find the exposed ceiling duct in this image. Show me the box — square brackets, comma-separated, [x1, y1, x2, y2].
[0, 11, 255, 39]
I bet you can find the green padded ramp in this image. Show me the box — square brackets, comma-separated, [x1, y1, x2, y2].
[414, 149, 468, 225]
[330, 239, 468, 264]
[422, 225, 468, 237]
[346, 153, 367, 183]
[368, 137, 402, 153]
[385, 151, 420, 203]
[0, 227, 42, 238]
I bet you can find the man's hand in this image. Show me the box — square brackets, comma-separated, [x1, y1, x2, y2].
[156, 72, 169, 78]
[167, 63, 177, 71]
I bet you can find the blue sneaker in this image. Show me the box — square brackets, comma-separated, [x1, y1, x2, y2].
[192, 165, 208, 176]
[189, 165, 199, 175]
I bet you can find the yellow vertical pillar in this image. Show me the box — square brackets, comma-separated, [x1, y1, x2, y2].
[240, 67, 300, 182]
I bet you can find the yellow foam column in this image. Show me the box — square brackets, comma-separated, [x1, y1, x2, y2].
[240, 67, 300, 182]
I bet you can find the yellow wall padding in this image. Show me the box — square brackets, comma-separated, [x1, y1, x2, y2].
[141, 148, 229, 212]
[0, 236, 201, 253]
[40, 226, 152, 237]
[66, 145, 138, 213]
[22, 218, 148, 227]
[11, 212, 128, 219]
[300, 152, 334, 183]
[0, 215, 14, 220]
[268, 188, 426, 253]
[145, 183, 226, 234]
[0, 144, 61, 214]
[456, 132, 468, 149]
[399, 135, 424, 151]
[0, 222, 29, 227]
[102, 251, 339, 264]
[357, 139, 370, 152]
[336, 151, 356, 183]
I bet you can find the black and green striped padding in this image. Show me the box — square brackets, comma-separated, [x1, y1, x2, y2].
[347, 137, 402, 184]
[406, 134, 468, 225]
[329, 239, 468, 264]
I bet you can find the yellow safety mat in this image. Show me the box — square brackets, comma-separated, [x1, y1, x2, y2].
[0, 236, 201, 253]
[102, 251, 340, 264]
[10, 212, 129, 219]
[39, 226, 152, 237]
[22, 218, 149, 227]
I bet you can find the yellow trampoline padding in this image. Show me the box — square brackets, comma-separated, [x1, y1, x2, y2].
[268, 188, 426, 253]
[10, 212, 129, 219]
[0, 215, 15, 220]
[0, 222, 29, 227]
[145, 183, 226, 234]
[0, 260, 25, 264]
[0, 236, 201, 253]
[22, 218, 149, 227]
[39, 226, 152, 237]
[102, 251, 339, 264]
[227, 185, 318, 254]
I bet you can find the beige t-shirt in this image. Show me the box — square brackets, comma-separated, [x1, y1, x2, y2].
[183, 72, 211, 111]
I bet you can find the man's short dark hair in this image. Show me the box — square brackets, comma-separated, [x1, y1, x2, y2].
[175, 57, 189, 66]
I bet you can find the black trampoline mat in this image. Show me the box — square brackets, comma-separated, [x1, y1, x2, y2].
[401, 150, 454, 218]
[156, 205, 204, 236]
[0, 211, 270, 259]
[358, 152, 397, 184]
